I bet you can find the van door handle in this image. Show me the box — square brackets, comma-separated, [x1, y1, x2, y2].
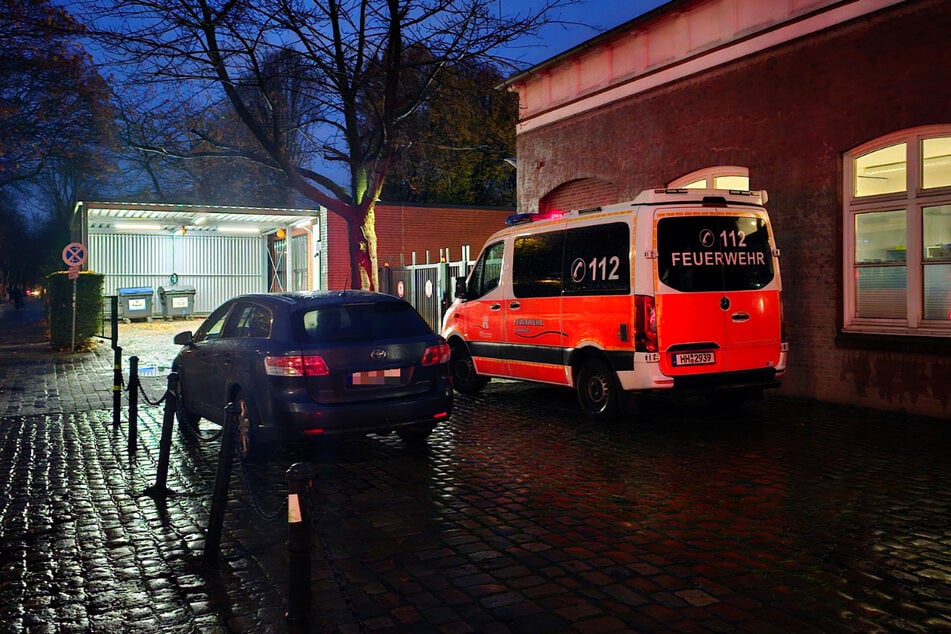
[731, 312, 750, 322]
[490, 303, 502, 311]
[509, 301, 520, 310]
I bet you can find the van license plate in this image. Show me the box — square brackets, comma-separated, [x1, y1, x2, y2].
[671, 351, 715, 366]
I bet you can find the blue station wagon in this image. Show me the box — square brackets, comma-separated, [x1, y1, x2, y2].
[172, 291, 453, 459]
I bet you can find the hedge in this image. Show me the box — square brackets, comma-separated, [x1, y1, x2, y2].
[47, 271, 104, 351]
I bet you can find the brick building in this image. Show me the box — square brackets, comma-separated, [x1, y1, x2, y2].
[320, 201, 510, 290]
[505, 0, 949, 418]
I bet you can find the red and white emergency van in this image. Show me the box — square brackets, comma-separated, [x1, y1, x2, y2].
[441, 188, 788, 418]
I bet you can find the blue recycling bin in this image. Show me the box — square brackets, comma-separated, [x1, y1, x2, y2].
[118, 287, 154, 322]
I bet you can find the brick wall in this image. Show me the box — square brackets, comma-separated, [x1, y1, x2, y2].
[514, 0, 951, 418]
[323, 202, 510, 290]
[539, 178, 619, 213]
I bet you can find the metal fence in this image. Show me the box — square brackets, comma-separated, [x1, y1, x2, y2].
[379, 250, 474, 332]
[89, 232, 267, 316]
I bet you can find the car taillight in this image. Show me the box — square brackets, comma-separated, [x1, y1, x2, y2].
[265, 355, 329, 376]
[421, 342, 451, 366]
[634, 295, 658, 353]
[265, 355, 303, 376]
[302, 355, 330, 376]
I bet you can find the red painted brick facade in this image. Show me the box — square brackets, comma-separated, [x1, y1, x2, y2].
[539, 178, 619, 214]
[322, 202, 510, 290]
[514, 0, 951, 418]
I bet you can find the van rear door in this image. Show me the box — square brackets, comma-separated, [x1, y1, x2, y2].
[653, 210, 782, 378]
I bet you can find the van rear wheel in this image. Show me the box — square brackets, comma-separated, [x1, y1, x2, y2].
[576, 358, 621, 420]
[449, 342, 489, 395]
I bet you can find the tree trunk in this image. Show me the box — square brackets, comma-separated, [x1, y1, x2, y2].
[346, 204, 378, 290]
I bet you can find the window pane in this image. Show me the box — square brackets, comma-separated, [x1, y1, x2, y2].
[563, 223, 630, 295]
[657, 216, 774, 292]
[514, 231, 564, 298]
[856, 267, 906, 319]
[922, 137, 951, 190]
[467, 241, 504, 299]
[855, 210, 906, 264]
[300, 302, 432, 343]
[683, 179, 707, 189]
[292, 234, 308, 290]
[232, 304, 271, 338]
[923, 205, 951, 261]
[854, 143, 906, 197]
[923, 264, 951, 321]
[714, 175, 750, 190]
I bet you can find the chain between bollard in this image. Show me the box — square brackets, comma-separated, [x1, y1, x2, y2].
[174, 387, 220, 443]
[136, 380, 167, 407]
[238, 458, 286, 522]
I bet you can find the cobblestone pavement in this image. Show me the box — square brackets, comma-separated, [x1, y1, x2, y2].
[1, 297, 950, 633]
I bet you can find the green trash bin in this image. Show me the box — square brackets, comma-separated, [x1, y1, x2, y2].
[159, 285, 196, 319]
[118, 287, 153, 322]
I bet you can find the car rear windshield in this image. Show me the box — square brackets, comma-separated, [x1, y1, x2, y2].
[297, 301, 433, 343]
[657, 215, 775, 292]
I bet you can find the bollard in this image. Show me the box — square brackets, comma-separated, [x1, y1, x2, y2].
[203, 400, 239, 566]
[128, 356, 139, 454]
[112, 346, 123, 430]
[286, 462, 315, 631]
[145, 372, 178, 499]
[110, 295, 119, 351]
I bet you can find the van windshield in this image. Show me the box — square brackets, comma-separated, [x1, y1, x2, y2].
[657, 215, 774, 291]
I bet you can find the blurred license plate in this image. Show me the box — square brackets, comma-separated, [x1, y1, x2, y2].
[671, 351, 715, 366]
[351, 368, 401, 385]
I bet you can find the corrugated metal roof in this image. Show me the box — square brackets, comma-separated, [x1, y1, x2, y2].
[79, 201, 321, 235]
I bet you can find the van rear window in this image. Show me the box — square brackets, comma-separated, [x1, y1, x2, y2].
[657, 216, 774, 291]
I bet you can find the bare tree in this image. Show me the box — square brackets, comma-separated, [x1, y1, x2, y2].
[75, 0, 572, 289]
[0, 0, 112, 190]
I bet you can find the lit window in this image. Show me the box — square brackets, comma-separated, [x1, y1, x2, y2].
[714, 175, 750, 190]
[854, 143, 906, 196]
[854, 210, 907, 319]
[669, 166, 749, 190]
[922, 137, 951, 190]
[844, 126, 951, 336]
[923, 205, 951, 321]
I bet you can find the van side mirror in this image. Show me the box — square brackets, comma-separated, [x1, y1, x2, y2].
[454, 277, 468, 300]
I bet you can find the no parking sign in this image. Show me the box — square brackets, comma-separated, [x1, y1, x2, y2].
[62, 242, 86, 353]
[62, 242, 86, 267]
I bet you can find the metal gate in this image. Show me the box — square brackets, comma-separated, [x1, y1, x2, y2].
[379, 257, 473, 332]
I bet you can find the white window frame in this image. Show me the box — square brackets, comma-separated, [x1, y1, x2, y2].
[669, 166, 750, 189]
[843, 125, 951, 338]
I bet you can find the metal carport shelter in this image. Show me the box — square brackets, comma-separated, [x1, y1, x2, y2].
[73, 201, 324, 316]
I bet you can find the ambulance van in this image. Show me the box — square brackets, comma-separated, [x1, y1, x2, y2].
[441, 188, 788, 419]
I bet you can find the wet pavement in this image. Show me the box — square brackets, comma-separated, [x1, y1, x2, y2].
[0, 296, 950, 633]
